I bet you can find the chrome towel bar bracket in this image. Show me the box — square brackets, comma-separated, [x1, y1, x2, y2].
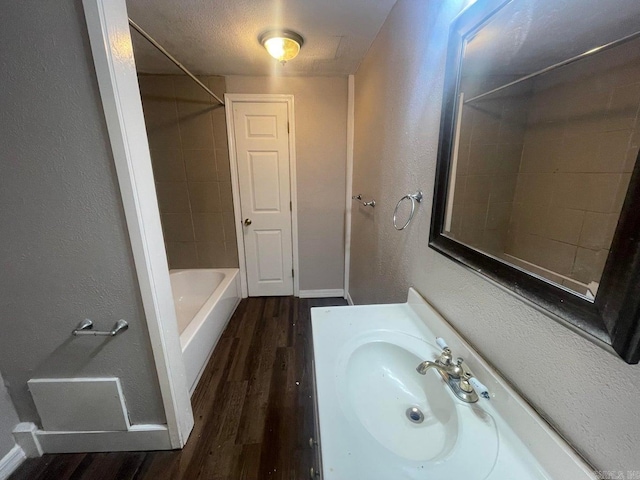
[393, 191, 423, 230]
[352, 194, 376, 207]
[72, 319, 129, 337]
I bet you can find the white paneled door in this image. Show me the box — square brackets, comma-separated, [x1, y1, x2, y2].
[232, 101, 294, 296]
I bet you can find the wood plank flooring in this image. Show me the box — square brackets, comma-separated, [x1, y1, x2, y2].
[10, 296, 347, 480]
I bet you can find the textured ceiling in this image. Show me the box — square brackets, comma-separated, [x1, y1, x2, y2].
[126, 0, 398, 76]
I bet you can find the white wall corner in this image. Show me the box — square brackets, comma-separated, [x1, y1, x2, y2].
[0, 444, 27, 480]
[82, 0, 194, 448]
[13, 423, 42, 458]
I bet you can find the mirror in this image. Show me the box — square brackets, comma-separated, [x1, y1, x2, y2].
[430, 0, 640, 363]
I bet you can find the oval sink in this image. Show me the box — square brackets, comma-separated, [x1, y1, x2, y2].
[336, 330, 500, 478]
[346, 340, 457, 461]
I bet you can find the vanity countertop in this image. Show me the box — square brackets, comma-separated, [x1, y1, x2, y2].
[311, 288, 595, 480]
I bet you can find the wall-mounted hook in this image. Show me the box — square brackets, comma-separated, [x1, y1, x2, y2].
[352, 194, 376, 207]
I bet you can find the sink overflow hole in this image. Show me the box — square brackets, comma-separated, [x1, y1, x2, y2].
[406, 407, 424, 424]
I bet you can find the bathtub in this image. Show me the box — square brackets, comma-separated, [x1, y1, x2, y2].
[169, 268, 241, 395]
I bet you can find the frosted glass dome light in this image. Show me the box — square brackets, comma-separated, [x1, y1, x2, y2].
[259, 30, 304, 64]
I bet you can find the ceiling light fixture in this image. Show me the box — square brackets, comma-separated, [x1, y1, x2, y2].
[259, 29, 304, 65]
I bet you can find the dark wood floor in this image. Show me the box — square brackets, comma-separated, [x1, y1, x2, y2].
[10, 296, 347, 480]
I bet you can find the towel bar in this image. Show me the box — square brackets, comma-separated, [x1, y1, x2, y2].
[72, 319, 128, 337]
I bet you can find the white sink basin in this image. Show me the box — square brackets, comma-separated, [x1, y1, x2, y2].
[338, 331, 499, 477]
[346, 339, 457, 461]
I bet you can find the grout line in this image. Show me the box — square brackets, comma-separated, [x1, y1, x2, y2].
[172, 75, 199, 266]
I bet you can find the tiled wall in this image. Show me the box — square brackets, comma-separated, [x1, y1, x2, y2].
[449, 39, 640, 290]
[506, 39, 640, 288]
[449, 78, 529, 255]
[138, 74, 238, 269]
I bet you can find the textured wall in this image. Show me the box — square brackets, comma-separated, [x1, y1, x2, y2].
[226, 76, 348, 291]
[0, 0, 165, 425]
[0, 372, 20, 459]
[138, 74, 238, 269]
[350, 0, 640, 471]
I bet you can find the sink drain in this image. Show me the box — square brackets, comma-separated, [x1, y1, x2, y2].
[406, 407, 424, 424]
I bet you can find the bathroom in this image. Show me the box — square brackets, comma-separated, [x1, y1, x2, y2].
[1, 0, 640, 478]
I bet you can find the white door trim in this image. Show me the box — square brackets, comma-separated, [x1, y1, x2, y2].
[225, 94, 300, 298]
[344, 75, 355, 302]
[83, 0, 193, 449]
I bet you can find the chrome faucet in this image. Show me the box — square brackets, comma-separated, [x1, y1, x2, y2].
[416, 338, 489, 403]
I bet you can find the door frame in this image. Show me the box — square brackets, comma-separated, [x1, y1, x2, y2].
[83, 0, 193, 448]
[225, 94, 300, 298]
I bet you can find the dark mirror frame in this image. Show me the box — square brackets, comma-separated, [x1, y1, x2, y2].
[430, 0, 640, 364]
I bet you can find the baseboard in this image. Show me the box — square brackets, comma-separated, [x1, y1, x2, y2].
[14, 423, 171, 454]
[0, 445, 26, 480]
[346, 291, 354, 305]
[299, 289, 345, 298]
[38, 424, 171, 453]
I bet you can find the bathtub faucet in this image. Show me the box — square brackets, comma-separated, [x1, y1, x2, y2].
[416, 337, 489, 403]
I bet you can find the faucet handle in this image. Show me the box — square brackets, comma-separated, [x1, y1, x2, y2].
[438, 348, 453, 366]
[469, 377, 490, 399]
[435, 337, 453, 365]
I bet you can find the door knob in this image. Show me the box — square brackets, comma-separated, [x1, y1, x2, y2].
[244, 218, 252, 226]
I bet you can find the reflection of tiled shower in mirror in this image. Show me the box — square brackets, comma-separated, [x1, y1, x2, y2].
[445, 34, 640, 298]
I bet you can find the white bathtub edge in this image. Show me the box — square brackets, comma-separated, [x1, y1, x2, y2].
[171, 269, 241, 396]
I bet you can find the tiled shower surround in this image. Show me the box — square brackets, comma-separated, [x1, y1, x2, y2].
[449, 37, 640, 292]
[138, 75, 239, 269]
